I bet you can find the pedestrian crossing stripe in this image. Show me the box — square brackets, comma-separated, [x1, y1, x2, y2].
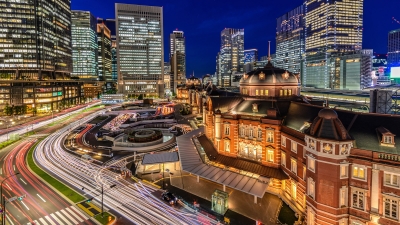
[27, 206, 89, 225]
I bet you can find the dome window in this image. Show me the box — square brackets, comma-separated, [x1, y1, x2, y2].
[259, 72, 265, 80]
[252, 103, 258, 113]
[377, 126, 395, 147]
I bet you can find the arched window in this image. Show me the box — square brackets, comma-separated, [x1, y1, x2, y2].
[256, 90, 259, 96]
[280, 90, 283, 96]
[260, 90, 264, 96]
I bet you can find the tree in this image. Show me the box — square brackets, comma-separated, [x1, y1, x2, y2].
[3, 104, 12, 116]
[21, 105, 27, 115]
[14, 106, 21, 115]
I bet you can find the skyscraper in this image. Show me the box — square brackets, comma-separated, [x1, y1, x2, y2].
[219, 28, 244, 87]
[303, 0, 364, 89]
[388, 29, 400, 67]
[97, 20, 112, 87]
[243, 49, 258, 65]
[103, 19, 118, 83]
[170, 30, 186, 93]
[275, 4, 305, 74]
[0, 0, 83, 112]
[115, 3, 164, 97]
[71, 11, 98, 80]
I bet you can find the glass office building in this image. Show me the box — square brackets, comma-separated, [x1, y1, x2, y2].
[97, 22, 112, 83]
[71, 11, 98, 80]
[170, 30, 186, 93]
[275, 4, 305, 74]
[388, 29, 400, 67]
[303, 0, 364, 89]
[115, 3, 164, 97]
[219, 28, 244, 87]
[0, 0, 83, 112]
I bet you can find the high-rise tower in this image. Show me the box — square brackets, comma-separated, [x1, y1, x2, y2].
[219, 28, 244, 87]
[96, 20, 112, 86]
[71, 11, 98, 80]
[303, 0, 364, 89]
[0, 0, 83, 112]
[115, 3, 164, 97]
[170, 30, 186, 93]
[388, 29, 400, 68]
[276, 4, 305, 74]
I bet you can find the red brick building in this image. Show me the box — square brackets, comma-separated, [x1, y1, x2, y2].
[200, 63, 400, 225]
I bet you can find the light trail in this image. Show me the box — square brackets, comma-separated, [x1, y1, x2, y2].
[34, 109, 219, 225]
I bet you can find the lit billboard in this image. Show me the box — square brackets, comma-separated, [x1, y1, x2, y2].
[391, 67, 400, 78]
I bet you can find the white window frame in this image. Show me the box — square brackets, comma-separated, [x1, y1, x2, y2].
[384, 135, 393, 144]
[292, 182, 297, 200]
[240, 126, 245, 137]
[384, 196, 399, 220]
[224, 140, 230, 153]
[308, 157, 315, 173]
[340, 164, 349, 179]
[352, 188, 365, 210]
[281, 135, 286, 147]
[267, 149, 274, 163]
[340, 187, 348, 207]
[291, 140, 297, 153]
[257, 128, 262, 139]
[266, 129, 274, 143]
[352, 165, 367, 181]
[384, 172, 400, 188]
[308, 178, 315, 199]
[291, 158, 297, 175]
[281, 151, 286, 167]
[224, 124, 230, 135]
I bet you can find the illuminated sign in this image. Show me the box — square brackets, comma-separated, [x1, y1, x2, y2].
[391, 67, 400, 78]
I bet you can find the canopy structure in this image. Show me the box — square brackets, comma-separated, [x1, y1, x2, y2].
[176, 127, 270, 198]
[142, 152, 179, 165]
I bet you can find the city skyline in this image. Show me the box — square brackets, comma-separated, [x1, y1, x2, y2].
[72, 0, 400, 77]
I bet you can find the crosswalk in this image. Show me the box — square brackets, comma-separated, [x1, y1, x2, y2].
[25, 206, 90, 225]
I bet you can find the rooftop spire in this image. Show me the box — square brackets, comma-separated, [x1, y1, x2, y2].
[266, 41, 273, 67]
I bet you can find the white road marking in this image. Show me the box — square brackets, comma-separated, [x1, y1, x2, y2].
[50, 213, 63, 225]
[21, 201, 29, 210]
[61, 209, 78, 224]
[37, 194, 46, 202]
[13, 165, 15, 171]
[0, 168, 2, 174]
[5, 183, 11, 190]
[7, 215, 14, 225]
[34, 220, 39, 225]
[44, 215, 56, 225]
[70, 206, 89, 220]
[65, 207, 85, 222]
[39, 217, 49, 225]
[56, 211, 72, 225]
[20, 178, 27, 185]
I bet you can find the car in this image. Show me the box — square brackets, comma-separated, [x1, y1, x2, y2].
[161, 192, 178, 205]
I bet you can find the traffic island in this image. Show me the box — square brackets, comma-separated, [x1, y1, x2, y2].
[94, 212, 116, 225]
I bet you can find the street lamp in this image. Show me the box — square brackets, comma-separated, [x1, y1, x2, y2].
[101, 184, 116, 217]
[1, 172, 19, 225]
[82, 183, 116, 217]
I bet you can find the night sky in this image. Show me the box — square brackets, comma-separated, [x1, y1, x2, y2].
[72, 0, 400, 77]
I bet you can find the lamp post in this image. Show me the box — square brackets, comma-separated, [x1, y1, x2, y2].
[1, 172, 19, 225]
[101, 184, 116, 217]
